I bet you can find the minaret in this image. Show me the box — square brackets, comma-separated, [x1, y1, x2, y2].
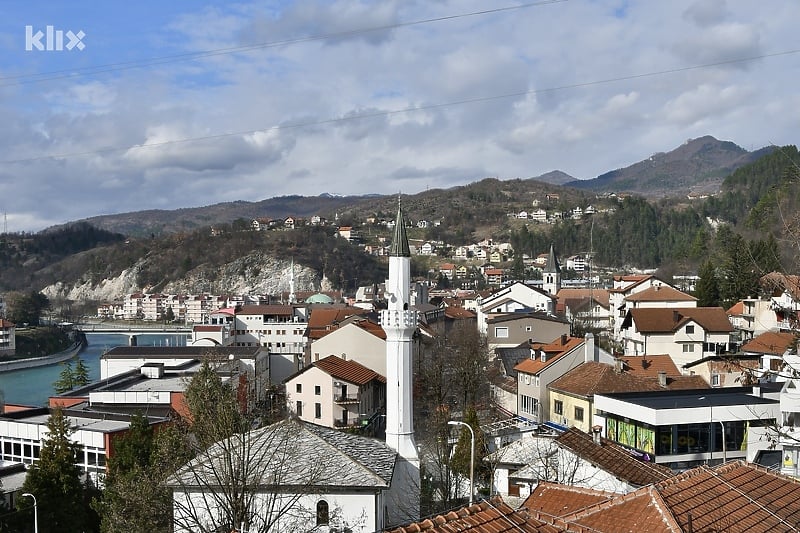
[542, 242, 561, 296]
[380, 199, 420, 524]
[288, 258, 296, 304]
[381, 200, 418, 460]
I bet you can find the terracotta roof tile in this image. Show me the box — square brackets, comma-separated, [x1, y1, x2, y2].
[314, 355, 385, 385]
[624, 285, 697, 303]
[521, 483, 614, 516]
[556, 289, 610, 309]
[726, 301, 745, 315]
[618, 355, 681, 378]
[514, 337, 584, 375]
[741, 331, 796, 355]
[626, 307, 733, 334]
[236, 304, 294, 315]
[548, 362, 709, 397]
[563, 461, 800, 533]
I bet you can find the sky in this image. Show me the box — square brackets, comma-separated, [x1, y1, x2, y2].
[0, 0, 798, 233]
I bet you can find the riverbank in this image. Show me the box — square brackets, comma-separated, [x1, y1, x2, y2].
[0, 333, 87, 373]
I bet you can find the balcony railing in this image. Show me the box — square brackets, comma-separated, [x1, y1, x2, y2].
[334, 393, 359, 404]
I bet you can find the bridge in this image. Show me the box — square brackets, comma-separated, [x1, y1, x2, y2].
[75, 322, 193, 336]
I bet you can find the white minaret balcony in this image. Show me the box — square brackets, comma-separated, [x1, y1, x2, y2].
[380, 309, 417, 329]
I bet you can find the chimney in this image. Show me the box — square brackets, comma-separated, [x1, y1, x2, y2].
[673, 310, 680, 323]
[753, 384, 761, 398]
[591, 425, 602, 445]
[657, 371, 667, 388]
[614, 359, 624, 373]
[560, 333, 568, 346]
[584, 333, 596, 363]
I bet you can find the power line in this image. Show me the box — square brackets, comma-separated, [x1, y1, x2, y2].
[0, 1, 567, 88]
[2, 47, 797, 167]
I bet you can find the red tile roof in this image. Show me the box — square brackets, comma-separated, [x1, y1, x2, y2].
[617, 354, 681, 378]
[548, 362, 709, 397]
[314, 355, 385, 385]
[521, 483, 613, 517]
[624, 285, 696, 303]
[514, 337, 584, 375]
[627, 307, 733, 334]
[564, 461, 800, 533]
[726, 301, 745, 315]
[556, 289, 610, 309]
[236, 304, 293, 315]
[0, 319, 15, 328]
[741, 331, 796, 355]
[761, 272, 800, 301]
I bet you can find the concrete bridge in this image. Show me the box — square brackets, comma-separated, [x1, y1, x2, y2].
[75, 323, 193, 346]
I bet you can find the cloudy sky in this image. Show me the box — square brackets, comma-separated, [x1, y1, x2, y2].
[0, 1, 798, 232]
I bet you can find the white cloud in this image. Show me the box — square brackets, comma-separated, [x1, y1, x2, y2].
[0, 0, 798, 231]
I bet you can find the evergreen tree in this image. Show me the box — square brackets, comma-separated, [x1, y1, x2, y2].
[20, 407, 93, 532]
[53, 361, 75, 394]
[73, 357, 91, 388]
[695, 261, 721, 307]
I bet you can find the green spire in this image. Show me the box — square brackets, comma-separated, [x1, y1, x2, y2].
[389, 198, 411, 257]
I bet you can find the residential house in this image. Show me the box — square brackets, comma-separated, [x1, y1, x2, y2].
[779, 357, 800, 478]
[489, 250, 504, 264]
[608, 275, 671, 341]
[682, 353, 761, 388]
[593, 387, 780, 469]
[727, 298, 778, 341]
[484, 268, 505, 286]
[476, 282, 557, 335]
[514, 334, 613, 423]
[530, 208, 547, 223]
[438, 263, 456, 281]
[741, 330, 797, 382]
[285, 355, 385, 430]
[761, 271, 800, 331]
[556, 288, 612, 332]
[308, 318, 388, 377]
[486, 311, 570, 349]
[548, 358, 708, 432]
[619, 307, 735, 367]
[453, 246, 469, 260]
[0, 319, 14, 355]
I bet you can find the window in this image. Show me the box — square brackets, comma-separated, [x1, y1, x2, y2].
[574, 406, 584, 422]
[315, 403, 322, 418]
[495, 327, 509, 338]
[554, 400, 563, 416]
[520, 395, 538, 416]
[296, 383, 302, 393]
[686, 325, 695, 334]
[682, 344, 695, 353]
[315, 385, 321, 395]
[711, 374, 721, 387]
[316, 500, 329, 526]
[296, 401, 303, 417]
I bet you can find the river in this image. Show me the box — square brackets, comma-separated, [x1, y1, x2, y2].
[0, 333, 188, 407]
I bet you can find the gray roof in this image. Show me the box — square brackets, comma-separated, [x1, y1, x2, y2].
[543, 243, 561, 274]
[389, 201, 410, 257]
[103, 346, 261, 358]
[169, 419, 397, 490]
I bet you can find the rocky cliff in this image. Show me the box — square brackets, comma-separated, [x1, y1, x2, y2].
[42, 252, 320, 301]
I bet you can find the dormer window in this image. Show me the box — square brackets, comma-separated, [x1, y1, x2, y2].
[540, 352, 546, 362]
[686, 325, 695, 334]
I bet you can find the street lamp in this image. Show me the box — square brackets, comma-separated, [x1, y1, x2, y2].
[448, 420, 475, 505]
[21, 492, 37, 533]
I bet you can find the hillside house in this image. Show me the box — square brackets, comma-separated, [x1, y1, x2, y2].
[619, 307, 735, 367]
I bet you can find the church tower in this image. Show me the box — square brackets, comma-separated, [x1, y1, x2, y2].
[542, 243, 561, 296]
[380, 199, 420, 524]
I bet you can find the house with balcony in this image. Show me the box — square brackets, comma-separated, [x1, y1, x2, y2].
[608, 275, 673, 341]
[727, 298, 778, 341]
[740, 330, 797, 382]
[285, 355, 385, 431]
[619, 307, 735, 368]
[593, 387, 779, 470]
[556, 288, 612, 332]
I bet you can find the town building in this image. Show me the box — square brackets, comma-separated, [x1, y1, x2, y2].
[0, 319, 14, 355]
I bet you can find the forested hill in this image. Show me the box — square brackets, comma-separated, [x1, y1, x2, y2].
[1, 144, 798, 298]
[0, 223, 125, 290]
